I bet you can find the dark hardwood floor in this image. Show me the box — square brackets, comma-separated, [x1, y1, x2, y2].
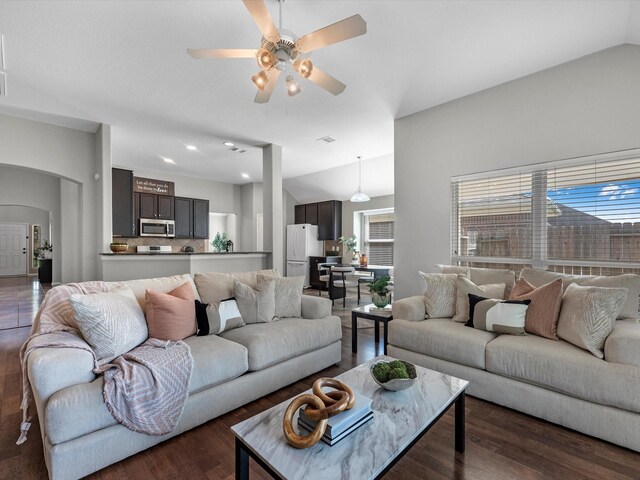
[1, 282, 639, 479]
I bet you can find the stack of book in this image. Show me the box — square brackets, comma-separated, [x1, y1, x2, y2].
[298, 392, 373, 446]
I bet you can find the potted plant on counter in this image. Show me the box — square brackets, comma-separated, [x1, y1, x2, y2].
[211, 232, 229, 252]
[369, 276, 391, 308]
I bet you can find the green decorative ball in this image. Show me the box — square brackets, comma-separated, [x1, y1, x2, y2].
[388, 360, 406, 371]
[388, 367, 410, 380]
[372, 363, 391, 383]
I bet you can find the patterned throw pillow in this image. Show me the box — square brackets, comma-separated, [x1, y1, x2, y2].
[509, 278, 563, 340]
[557, 283, 628, 358]
[466, 294, 530, 335]
[70, 285, 148, 365]
[418, 272, 463, 318]
[144, 282, 196, 341]
[257, 274, 304, 319]
[452, 276, 506, 323]
[233, 277, 276, 324]
[195, 299, 245, 335]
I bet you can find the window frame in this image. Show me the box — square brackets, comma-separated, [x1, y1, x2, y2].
[451, 148, 640, 272]
[363, 209, 394, 267]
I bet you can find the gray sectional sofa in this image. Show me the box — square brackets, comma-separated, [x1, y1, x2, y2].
[26, 270, 342, 480]
[388, 266, 640, 452]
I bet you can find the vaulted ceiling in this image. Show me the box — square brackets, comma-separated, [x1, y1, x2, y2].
[0, 1, 638, 201]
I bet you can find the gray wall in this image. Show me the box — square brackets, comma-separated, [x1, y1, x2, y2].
[341, 194, 395, 263]
[0, 113, 104, 283]
[394, 44, 640, 298]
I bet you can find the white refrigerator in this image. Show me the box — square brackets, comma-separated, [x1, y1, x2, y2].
[286, 224, 323, 287]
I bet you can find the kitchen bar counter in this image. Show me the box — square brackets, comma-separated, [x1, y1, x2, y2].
[100, 252, 271, 281]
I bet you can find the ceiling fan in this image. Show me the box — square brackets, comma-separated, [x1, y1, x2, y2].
[187, 0, 367, 103]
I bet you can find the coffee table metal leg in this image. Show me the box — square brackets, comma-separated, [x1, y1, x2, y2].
[351, 312, 358, 353]
[455, 392, 465, 453]
[383, 320, 389, 355]
[374, 319, 380, 344]
[236, 437, 249, 479]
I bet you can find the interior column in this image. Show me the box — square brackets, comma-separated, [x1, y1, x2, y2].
[263, 144, 283, 274]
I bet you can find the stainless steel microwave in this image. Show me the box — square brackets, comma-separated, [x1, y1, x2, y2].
[139, 218, 175, 237]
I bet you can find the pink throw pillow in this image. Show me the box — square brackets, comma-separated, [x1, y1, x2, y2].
[145, 282, 196, 341]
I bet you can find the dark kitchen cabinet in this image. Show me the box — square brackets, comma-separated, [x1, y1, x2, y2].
[294, 205, 305, 224]
[174, 197, 193, 238]
[305, 204, 318, 225]
[112, 168, 135, 236]
[138, 193, 174, 220]
[317, 200, 342, 240]
[133, 193, 140, 236]
[139, 193, 157, 219]
[193, 199, 209, 239]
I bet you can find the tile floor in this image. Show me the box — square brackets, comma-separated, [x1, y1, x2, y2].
[0, 276, 51, 331]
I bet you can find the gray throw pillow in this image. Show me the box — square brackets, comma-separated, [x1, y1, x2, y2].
[257, 274, 304, 318]
[418, 271, 463, 318]
[557, 283, 628, 358]
[70, 285, 148, 365]
[452, 276, 506, 323]
[234, 278, 276, 323]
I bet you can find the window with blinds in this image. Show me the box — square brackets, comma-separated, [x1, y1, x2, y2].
[365, 212, 394, 266]
[451, 152, 640, 275]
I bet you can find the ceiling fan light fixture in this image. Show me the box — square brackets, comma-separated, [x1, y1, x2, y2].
[251, 69, 270, 90]
[256, 48, 276, 69]
[286, 75, 301, 96]
[293, 58, 313, 79]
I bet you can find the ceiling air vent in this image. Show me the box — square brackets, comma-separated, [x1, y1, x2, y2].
[317, 136, 336, 143]
[0, 72, 6, 97]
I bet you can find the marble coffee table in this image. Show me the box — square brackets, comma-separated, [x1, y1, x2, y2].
[231, 356, 469, 479]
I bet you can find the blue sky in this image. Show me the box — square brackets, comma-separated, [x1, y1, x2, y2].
[547, 180, 640, 224]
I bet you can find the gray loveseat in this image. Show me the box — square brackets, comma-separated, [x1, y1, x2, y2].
[388, 266, 640, 452]
[26, 270, 342, 480]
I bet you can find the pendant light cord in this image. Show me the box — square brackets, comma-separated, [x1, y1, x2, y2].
[358, 156, 362, 192]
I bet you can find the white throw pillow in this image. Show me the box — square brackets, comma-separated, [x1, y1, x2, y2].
[557, 283, 628, 358]
[418, 271, 463, 318]
[257, 274, 304, 319]
[452, 276, 506, 323]
[195, 298, 245, 335]
[234, 278, 276, 324]
[70, 285, 148, 365]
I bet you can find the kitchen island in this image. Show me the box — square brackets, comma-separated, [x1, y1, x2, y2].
[99, 252, 271, 281]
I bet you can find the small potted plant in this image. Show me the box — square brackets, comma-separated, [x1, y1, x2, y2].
[369, 276, 391, 308]
[35, 240, 53, 260]
[211, 232, 229, 252]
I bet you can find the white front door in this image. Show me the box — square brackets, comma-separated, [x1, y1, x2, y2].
[0, 223, 28, 276]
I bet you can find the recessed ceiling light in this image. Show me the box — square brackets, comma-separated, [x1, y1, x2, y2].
[241, 173, 250, 179]
[160, 156, 175, 164]
[223, 141, 235, 147]
[185, 145, 197, 151]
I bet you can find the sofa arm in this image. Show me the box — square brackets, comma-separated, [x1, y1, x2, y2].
[27, 335, 96, 404]
[392, 296, 426, 321]
[605, 320, 640, 367]
[301, 295, 332, 319]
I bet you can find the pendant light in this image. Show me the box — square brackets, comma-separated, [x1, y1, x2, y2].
[351, 156, 370, 202]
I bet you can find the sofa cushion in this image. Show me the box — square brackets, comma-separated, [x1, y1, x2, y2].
[452, 276, 505, 323]
[257, 274, 304, 318]
[119, 274, 200, 312]
[485, 334, 640, 414]
[219, 317, 342, 371]
[509, 278, 563, 339]
[605, 320, 640, 367]
[467, 294, 529, 335]
[145, 282, 197, 341]
[234, 278, 276, 323]
[388, 318, 498, 369]
[194, 269, 279, 304]
[70, 286, 148, 365]
[45, 334, 249, 445]
[519, 267, 640, 320]
[439, 265, 516, 297]
[557, 283, 628, 358]
[418, 272, 459, 318]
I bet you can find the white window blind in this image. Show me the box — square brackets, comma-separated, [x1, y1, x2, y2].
[451, 151, 640, 275]
[365, 212, 394, 266]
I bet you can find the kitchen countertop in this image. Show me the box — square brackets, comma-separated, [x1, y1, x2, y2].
[100, 251, 270, 256]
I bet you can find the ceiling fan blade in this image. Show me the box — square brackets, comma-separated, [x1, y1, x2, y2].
[306, 66, 346, 96]
[187, 48, 258, 59]
[296, 14, 366, 52]
[242, 0, 281, 44]
[255, 69, 281, 103]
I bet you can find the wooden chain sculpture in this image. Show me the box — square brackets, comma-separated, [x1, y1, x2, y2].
[283, 378, 355, 449]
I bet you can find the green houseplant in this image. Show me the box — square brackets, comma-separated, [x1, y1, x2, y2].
[211, 232, 229, 252]
[338, 234, 359, 263]
[369, 276, 391, 308]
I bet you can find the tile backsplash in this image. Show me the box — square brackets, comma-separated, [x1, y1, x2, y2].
[111, 237, 208, 253]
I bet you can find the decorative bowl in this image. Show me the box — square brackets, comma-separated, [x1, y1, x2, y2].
[370, 360, 417, 391]
[110, 243, 128, 253]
